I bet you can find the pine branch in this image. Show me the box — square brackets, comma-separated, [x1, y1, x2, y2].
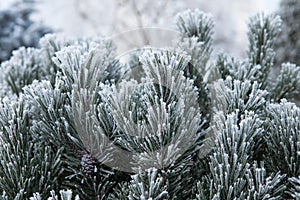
[175, 9, 214, 77]
[100, 50, 204, 171]
[198, 112, 285, 199]
[264, 99, 300, 178]
[215, 54, 261, 82]
[271, 62, 300, 102]
[212, 77, 268, 116]
[247, 13, 282, 89]
[30, 190, 80, 200]
[0, 100, 64, 199]
[288, 176, 300, 199]
[109, 168, 168, 200]
[0, 47, 45, 97]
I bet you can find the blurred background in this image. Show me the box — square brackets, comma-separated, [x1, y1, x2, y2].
[0, 0, 281, 60]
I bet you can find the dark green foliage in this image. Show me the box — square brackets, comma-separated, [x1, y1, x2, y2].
[175, 9, 213, 73]
[0, 1, 51, 62]
[264, 100, 300, 177]
[0, 8, 299, 200]
[247, 13, 281, 89]
[109, 168, 169, 200]
[271, 63, 300, 102]
[0, 47, 44, 97]
[288, 176, 300, 199]
[0, 100, 64, 199]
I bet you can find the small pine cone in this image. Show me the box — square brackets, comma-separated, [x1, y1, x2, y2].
[81, 153, 98, 176]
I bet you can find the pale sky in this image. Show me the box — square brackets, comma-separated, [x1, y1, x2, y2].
[0, 0, 281, 57]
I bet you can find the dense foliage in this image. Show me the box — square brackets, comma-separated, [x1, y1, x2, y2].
[0, 8, 299, 200]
